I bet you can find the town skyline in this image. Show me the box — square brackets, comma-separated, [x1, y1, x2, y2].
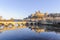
[0, 11, 60, 20]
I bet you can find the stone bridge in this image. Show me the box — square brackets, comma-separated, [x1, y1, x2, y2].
[0, 20, 27, 32]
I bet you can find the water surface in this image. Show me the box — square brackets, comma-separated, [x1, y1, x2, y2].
[0, 26, 60, 40]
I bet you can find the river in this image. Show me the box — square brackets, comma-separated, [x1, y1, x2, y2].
[0, 25, 60, 40]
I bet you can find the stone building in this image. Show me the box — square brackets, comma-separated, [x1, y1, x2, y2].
[25, 11, 48, 21]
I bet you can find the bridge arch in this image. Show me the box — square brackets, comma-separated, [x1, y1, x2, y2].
[14, 23, 20, 27]
[7, 23, 14, 28]
[0, 23, 5, 29]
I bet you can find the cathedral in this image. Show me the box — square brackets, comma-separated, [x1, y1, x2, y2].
[25, 11, 48, 21]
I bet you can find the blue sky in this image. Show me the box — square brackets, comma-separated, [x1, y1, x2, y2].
[0, 0, 60, 19]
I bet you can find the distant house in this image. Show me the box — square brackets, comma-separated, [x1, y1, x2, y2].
[48, 13, 60, 17]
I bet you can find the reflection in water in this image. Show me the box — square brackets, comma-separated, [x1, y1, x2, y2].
[28, 25, 60, 35]
[0, 26, 27, 33]
[28, 26, 46, 33]
[0, 25, 60, 40]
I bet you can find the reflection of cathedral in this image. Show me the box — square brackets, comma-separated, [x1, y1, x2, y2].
[29, 26, 45, 33]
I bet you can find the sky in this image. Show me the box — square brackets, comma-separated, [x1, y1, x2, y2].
[0, 0, 60, 19]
